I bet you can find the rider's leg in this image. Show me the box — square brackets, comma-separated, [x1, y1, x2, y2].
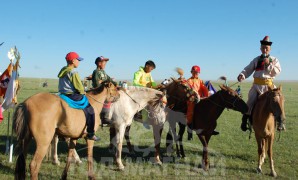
[84, 105, 100, 141]
[241, 87, 258, 131]
[100, 102, 112, 125]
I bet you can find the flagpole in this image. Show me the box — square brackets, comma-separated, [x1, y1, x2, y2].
[9, 109, 14, 163]
[5, 111, 10, 154]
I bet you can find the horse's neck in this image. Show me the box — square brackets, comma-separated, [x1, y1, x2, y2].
[255, 94, 271, 113]
[204, 93, 226, 116]
[87, 89, 107, 111]
[126, 88, 158, 107]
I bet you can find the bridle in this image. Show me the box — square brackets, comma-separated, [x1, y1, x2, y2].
[86, 83, 119, 105]
[207, 90, 242, 109]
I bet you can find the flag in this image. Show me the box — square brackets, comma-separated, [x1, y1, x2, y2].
[2, 69, 18, 110]
[205, 80, 217, 95]
[0, 63, 13, 97]
[1, 46, 21, 114]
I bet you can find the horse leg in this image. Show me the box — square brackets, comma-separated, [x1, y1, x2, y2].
[115, 125, 126, 170]
[177, 122, 186, 158]
[153, 124, 163, 165]
[109, 127, 116, 153]
[72, 147, 82, 165]
[52, 134, 61, 165]
[256, 136, 265, 174]
[198, 135, 209, 171]
[124, 125, 134, 154]
[86, 139, 95, 179]
[61, 139, 78, 180]
[268, 135, 277, 177]
[166, 128, 174, 155]
[30, 140, 52, 180]
[64, 137, 82, 165]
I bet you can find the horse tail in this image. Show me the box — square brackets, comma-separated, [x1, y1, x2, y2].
[13, 102, 30, 180]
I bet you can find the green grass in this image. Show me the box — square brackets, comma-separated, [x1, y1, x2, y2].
[0, 78, 297, 179]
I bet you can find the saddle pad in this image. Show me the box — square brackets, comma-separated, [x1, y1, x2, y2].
[59, 94, 89, 109]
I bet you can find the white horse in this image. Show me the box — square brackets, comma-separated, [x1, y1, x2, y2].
[51, 86, 167, 170]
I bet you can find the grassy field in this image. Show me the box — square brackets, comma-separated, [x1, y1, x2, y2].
[0, 78, 297, 179]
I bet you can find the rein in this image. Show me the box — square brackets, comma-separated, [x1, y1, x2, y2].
[86, 86, 117, 105]
[122, 90, 141, 107]
[86, 94, 105, 104]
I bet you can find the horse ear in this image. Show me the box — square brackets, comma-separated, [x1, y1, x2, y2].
[268, 85, 273, 91]
[219, 84, 226, 90]
[171, 77, 178, 83]
[162, 89, 167, 96]
[278, 85, 282, 91]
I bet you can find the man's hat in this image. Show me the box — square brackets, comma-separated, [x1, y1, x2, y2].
[260, 36, 273, 46]
[95, 56, 109, 64]
[191, 65, 200, 73]
[65, 52, 84, 61]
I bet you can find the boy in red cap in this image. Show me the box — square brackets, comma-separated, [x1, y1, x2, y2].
[186, 65, 209, 123]
[186, 65, 219, 139]
[237, 36, 284, 131]
[58, 52, 99, 141]
[92, 56, 116, 125]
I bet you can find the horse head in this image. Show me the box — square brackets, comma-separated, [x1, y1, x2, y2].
[160, 78, 188, 113]
[266, 85, 285, 120]
[89, 80, 120, 103]
[103, 80, 120, 103]
[218, 85, 248, 114]
[145, 89, 168, 124]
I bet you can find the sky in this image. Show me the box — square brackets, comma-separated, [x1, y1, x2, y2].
[0, 0, 297, 82]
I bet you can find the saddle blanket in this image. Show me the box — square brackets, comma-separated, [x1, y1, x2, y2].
[59, 94, 89, 109]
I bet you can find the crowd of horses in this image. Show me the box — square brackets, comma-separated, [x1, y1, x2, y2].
[12, 78, 285, 179]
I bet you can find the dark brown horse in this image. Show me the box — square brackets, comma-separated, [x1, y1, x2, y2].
[164, 80, 248, 170]
[252, 85, 285, 177]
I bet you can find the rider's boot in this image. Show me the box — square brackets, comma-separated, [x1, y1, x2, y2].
[241, 114, 250, 131]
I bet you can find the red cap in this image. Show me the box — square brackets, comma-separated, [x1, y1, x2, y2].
[191, 65, 200, 73]
[65, 52, 84, 61]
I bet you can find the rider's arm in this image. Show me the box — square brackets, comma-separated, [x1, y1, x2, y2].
[71, 72, 85, 94]
[267, 57, 281, 77]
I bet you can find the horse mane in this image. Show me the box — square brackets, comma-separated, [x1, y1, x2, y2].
[164, 79, 199, 103]
[86, 80, 110, 94]
[258, 87, 281, 101]
[125, 86, 161, 94]
[125, 86, 164, 108]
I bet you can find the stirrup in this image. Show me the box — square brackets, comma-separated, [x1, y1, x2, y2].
[89, 135, 100, 141]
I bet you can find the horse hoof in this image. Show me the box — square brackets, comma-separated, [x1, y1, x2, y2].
[129, 150, 136, 155]
[270, 171, 277, 177]
[117, 165, 125, 171]
[108, 148, 115, 154]
[52, 160, 61, 166]
[75, 159, 82, 165]
[88, 174, 95, 180]
[256, 167, 262, 174]
[154, 161, 163, 166]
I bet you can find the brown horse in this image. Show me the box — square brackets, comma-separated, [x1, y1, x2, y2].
[164, 80, 248, 170]
[13, 81, 119, 180]
[252, 85, 285, 177]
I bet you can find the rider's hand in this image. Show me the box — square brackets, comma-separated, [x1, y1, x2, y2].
[237, 74, 245, 82]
